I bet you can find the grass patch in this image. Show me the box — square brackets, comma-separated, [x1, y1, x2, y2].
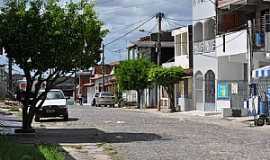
[0, 136, 64, 160]
[97, 143, 123, 160]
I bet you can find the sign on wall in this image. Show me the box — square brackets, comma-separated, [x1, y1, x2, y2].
[217, 82, 229, 99]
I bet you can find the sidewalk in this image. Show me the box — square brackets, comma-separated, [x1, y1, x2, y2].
[0, 109, 21, 135]
[120, 108, 254, 128]
[0, 109, 113, 160]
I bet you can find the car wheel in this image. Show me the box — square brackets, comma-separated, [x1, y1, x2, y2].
[256, 117, 265, 126]
[35, 115, 40, 122]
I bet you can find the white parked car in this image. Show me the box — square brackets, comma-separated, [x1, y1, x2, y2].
[35, 89, 68, 122]
[95, 92, 115, 107]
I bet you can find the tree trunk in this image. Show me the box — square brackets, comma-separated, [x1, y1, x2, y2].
[26, 106, 35, 129]
[137, 89, 143, 109]
[16, 103, 35, 133]
[22, 105, 29, 130]
[167, 86, 176, 112]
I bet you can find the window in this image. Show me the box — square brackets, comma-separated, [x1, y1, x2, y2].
[204, 19, 216, 40]
[194, 22, 203, 42]
[182, 32, 188, 55]
[179, 81, 185, 98]
[46, 91, 65, 100]
[188, 78, 193, 98]
[101, 92, 113, 97]
[175, 34, 181, 56]
[195, 71, 203, 103]
[205, 70, 215, 103]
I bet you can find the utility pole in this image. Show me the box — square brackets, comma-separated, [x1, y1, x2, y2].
[248, 20, 256, 121]
[102, 44, 105, 92]
[156, 12, 164, 111]
[248, 20, 253, 85]
[156, 12, 164, 65]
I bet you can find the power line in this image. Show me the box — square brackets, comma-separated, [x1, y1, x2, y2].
[104, 16, 155, 46]
[164, 17, 187, 28]
[108, 16, 154, 34]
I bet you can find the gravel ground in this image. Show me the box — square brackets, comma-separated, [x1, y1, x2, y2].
[34, 106, 270, 160]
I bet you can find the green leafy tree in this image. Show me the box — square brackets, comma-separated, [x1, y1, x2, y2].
[0, 0, 107, 131]
[115, 59, 154, 109]
[149, 66, 185, 112]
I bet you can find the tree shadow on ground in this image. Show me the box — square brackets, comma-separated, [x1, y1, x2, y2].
[9, 128, 163, 144]
[8, 128, 163, 160]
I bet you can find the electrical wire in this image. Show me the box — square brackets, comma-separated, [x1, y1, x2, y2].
[109, 16, 155, 34]
[148, 23, 158, 33]
[164, 17, 187, 29]
[104, 16, 155, 46]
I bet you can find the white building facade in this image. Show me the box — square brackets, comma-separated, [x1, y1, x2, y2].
[162, 26, 193, 111]
[193, 0, 218, 111]
[193, 0, 270, 112]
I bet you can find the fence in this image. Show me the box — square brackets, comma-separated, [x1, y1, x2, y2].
[253, 79, 270, 96]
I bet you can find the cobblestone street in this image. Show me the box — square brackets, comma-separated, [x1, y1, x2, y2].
[32, 106, 270, 160]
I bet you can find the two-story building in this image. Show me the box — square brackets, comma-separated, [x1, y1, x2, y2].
[193, 0, 218, 112]
[84, 64, 118, 105]
[162, 26, 194, 111]
[217, 0, 270, 113]
[127, 32, 175, 108]
[193, 0, 270, 113]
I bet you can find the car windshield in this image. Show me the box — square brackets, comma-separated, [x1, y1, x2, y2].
[101, 92, 113, 97]
[46, 91, 65, 100]
[95, 93, 99, 97]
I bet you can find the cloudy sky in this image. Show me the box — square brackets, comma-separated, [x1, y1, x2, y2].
[94, 0, 192, 63]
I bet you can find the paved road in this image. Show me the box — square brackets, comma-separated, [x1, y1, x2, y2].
[35, 106, 270, 160]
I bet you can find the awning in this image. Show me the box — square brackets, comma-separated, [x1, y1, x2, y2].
[253, 65, 270, 79]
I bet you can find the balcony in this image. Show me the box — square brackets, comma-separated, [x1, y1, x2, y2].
[162, 55, 190, 69]
[194, 39, 216, 54]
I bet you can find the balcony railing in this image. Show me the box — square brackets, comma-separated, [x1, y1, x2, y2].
[194, 41, 204, 53]
[205, 39, 216, 53]
[194, 39, 216, 54]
